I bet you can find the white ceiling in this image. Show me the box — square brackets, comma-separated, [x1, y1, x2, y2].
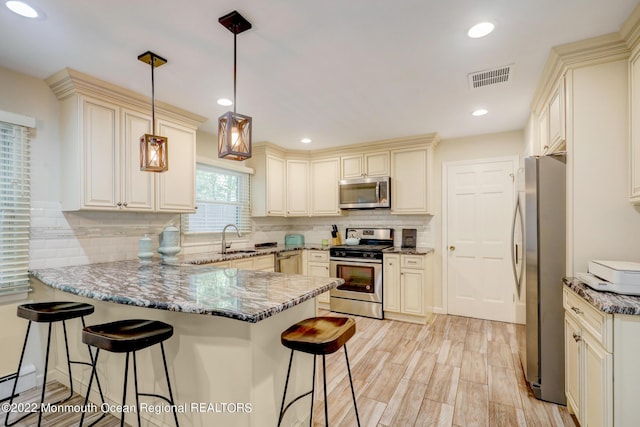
[1, 0, 638, 150]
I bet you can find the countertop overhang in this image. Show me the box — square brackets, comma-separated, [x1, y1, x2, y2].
[30, 260, 343, 323]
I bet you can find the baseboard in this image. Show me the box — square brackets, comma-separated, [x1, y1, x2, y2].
[0, 364, 36, 401]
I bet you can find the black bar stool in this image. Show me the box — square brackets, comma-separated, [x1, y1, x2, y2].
[278, 316, 360, 427]
[4, 301, 105, 427]
[79, 319, 179, 427]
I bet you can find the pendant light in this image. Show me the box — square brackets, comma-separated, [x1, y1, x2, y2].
[138, 50, 169, 172]
[218, 10, 252, 161]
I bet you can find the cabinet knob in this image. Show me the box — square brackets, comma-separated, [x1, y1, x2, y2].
[116, 202, 122, 207]
[572, 332, 582, 342]
[449, 246, 456, 251]
[123, 202, 128, 207]
[570, 306, 583, 315]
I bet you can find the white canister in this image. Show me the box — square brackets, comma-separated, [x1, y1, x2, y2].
[158, 225, 181, 264]
[138, 235, 154, 264]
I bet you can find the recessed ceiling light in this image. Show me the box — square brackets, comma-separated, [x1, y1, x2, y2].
[5, 1, 39, 18]
[467, 22, 494, 38]
[472, 109, 489, 117]
[217, 98, 232, 106]
[301, 138, 312, 144]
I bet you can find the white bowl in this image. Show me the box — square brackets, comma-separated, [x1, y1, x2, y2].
[345, 237, 360, 245]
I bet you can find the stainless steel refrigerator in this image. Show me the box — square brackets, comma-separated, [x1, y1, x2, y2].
[521, 154, 566, 405]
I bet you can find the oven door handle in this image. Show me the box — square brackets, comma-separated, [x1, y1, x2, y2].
[329, 258, 382, 266]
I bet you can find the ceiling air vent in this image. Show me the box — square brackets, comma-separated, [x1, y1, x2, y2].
[468, 64, 513, 89]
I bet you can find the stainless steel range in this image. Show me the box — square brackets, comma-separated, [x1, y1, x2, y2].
[329, 228, 394, 319]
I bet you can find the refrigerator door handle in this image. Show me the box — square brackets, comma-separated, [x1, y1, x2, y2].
[511, 195, 525, 298]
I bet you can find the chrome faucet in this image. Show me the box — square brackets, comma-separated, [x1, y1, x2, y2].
[221, 224, 241, 254]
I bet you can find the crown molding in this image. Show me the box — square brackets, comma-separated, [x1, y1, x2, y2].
[621, 1, 640, 52]
[45, 68, 207, 128]
[531, 33, 630, 113]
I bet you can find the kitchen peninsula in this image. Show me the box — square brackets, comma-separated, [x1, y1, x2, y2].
[29, 260, 343, 427]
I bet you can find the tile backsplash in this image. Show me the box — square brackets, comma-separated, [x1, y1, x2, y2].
[29, 201, 435, 268]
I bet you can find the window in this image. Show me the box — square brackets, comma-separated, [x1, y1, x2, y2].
[182, 163, 251, 233]
[0, 115, 33, 297]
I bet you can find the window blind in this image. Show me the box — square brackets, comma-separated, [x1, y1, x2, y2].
[0, 121, 31, 295]
[182, 163, 252, 234]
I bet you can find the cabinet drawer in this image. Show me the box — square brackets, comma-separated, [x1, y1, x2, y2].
[308, 250, 329, 262]
[253, 254, 275, 270]
[401, 255, 424, 269]
[563, 288, 612, 351]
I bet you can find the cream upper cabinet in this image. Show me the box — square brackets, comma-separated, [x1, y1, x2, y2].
[155, 119, 196, 213]
[122, 109, 155, 211]
[47, 68, 205, 213]
[247, 149, 286, 217]
[341, 151, 389, 179]
[630, 49, 640, 203]
[266, 155, 286, 216]
[391, 146, 433, 214]
[536, 76, 565, 156]
[286, 159, 309, 216]
[310, 157, 340, 216]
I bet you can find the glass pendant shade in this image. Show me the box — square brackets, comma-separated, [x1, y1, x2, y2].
[218, 111, 252, 160]
[140, 134, 168, 172]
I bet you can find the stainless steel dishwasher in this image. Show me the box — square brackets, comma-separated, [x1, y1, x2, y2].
[275, 251, 301, 274]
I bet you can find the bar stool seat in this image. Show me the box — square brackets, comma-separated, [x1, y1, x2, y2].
[5, 301, 104, 427]
[18, 301, 95, 322]
[79, 319, 179, 427]
[278, 316, 360, 427]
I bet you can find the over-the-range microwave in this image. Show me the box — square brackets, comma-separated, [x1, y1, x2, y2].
[338, 176, 390, 209]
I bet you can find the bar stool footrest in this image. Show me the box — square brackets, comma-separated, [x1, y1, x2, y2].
[278, 390, 313, 424]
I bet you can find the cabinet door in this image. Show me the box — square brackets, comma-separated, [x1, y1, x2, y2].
[286, 159, 309, 216]
[155, 120, 196, 212]
[548, 78, 565, 152]
[121, 109, 154, 211]
[630, 51, 640, 203]
[266, 155, 286, 216]
[583, 333, 613, 427]
[233, 258, 255, 270]
[391, 147, 431, 214]
[310, 158, 340, 216]
[341, 155, 363, 179]
[308, 262, 331, 303]
[539, 108, 550, 155]
[401, 269, 425, 316]
[364, 151, 390, 176]
[383, 255, 400, 312]
[82, 97, 120, 209]
[564, 313, 582, 420]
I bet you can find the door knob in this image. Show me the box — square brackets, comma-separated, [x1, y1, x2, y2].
[449, 246, 456, 251]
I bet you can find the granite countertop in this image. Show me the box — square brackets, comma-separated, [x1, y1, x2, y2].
[30, 260, 343, 323]
[383, 247, 435, 255]
[563, 277, 640, 315]
[182, 244, 328, 265]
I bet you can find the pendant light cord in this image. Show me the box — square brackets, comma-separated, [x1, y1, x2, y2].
[150, 56, 156, 134]
[233, 28, 237, 115]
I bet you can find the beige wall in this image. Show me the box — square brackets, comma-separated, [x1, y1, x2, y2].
[431, 130, 526, 312]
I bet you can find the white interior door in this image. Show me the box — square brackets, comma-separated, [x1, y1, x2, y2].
[445, 158, 516, 323]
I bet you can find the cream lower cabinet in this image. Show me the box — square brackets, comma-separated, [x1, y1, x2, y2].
[210, 254, 275, 271]
[565, 287, 640, 426]
[383, 253, 432, 324]
[306, 250, 331, 308]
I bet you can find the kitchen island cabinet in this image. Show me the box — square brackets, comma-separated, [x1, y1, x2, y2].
[29, 261, 342, 427]
[563, 278, 640, 427]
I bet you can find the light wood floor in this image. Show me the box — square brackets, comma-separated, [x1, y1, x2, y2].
[0, 380, 123, 426]
[0, 314, 577, 427]
[310, 313, 578, 427]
